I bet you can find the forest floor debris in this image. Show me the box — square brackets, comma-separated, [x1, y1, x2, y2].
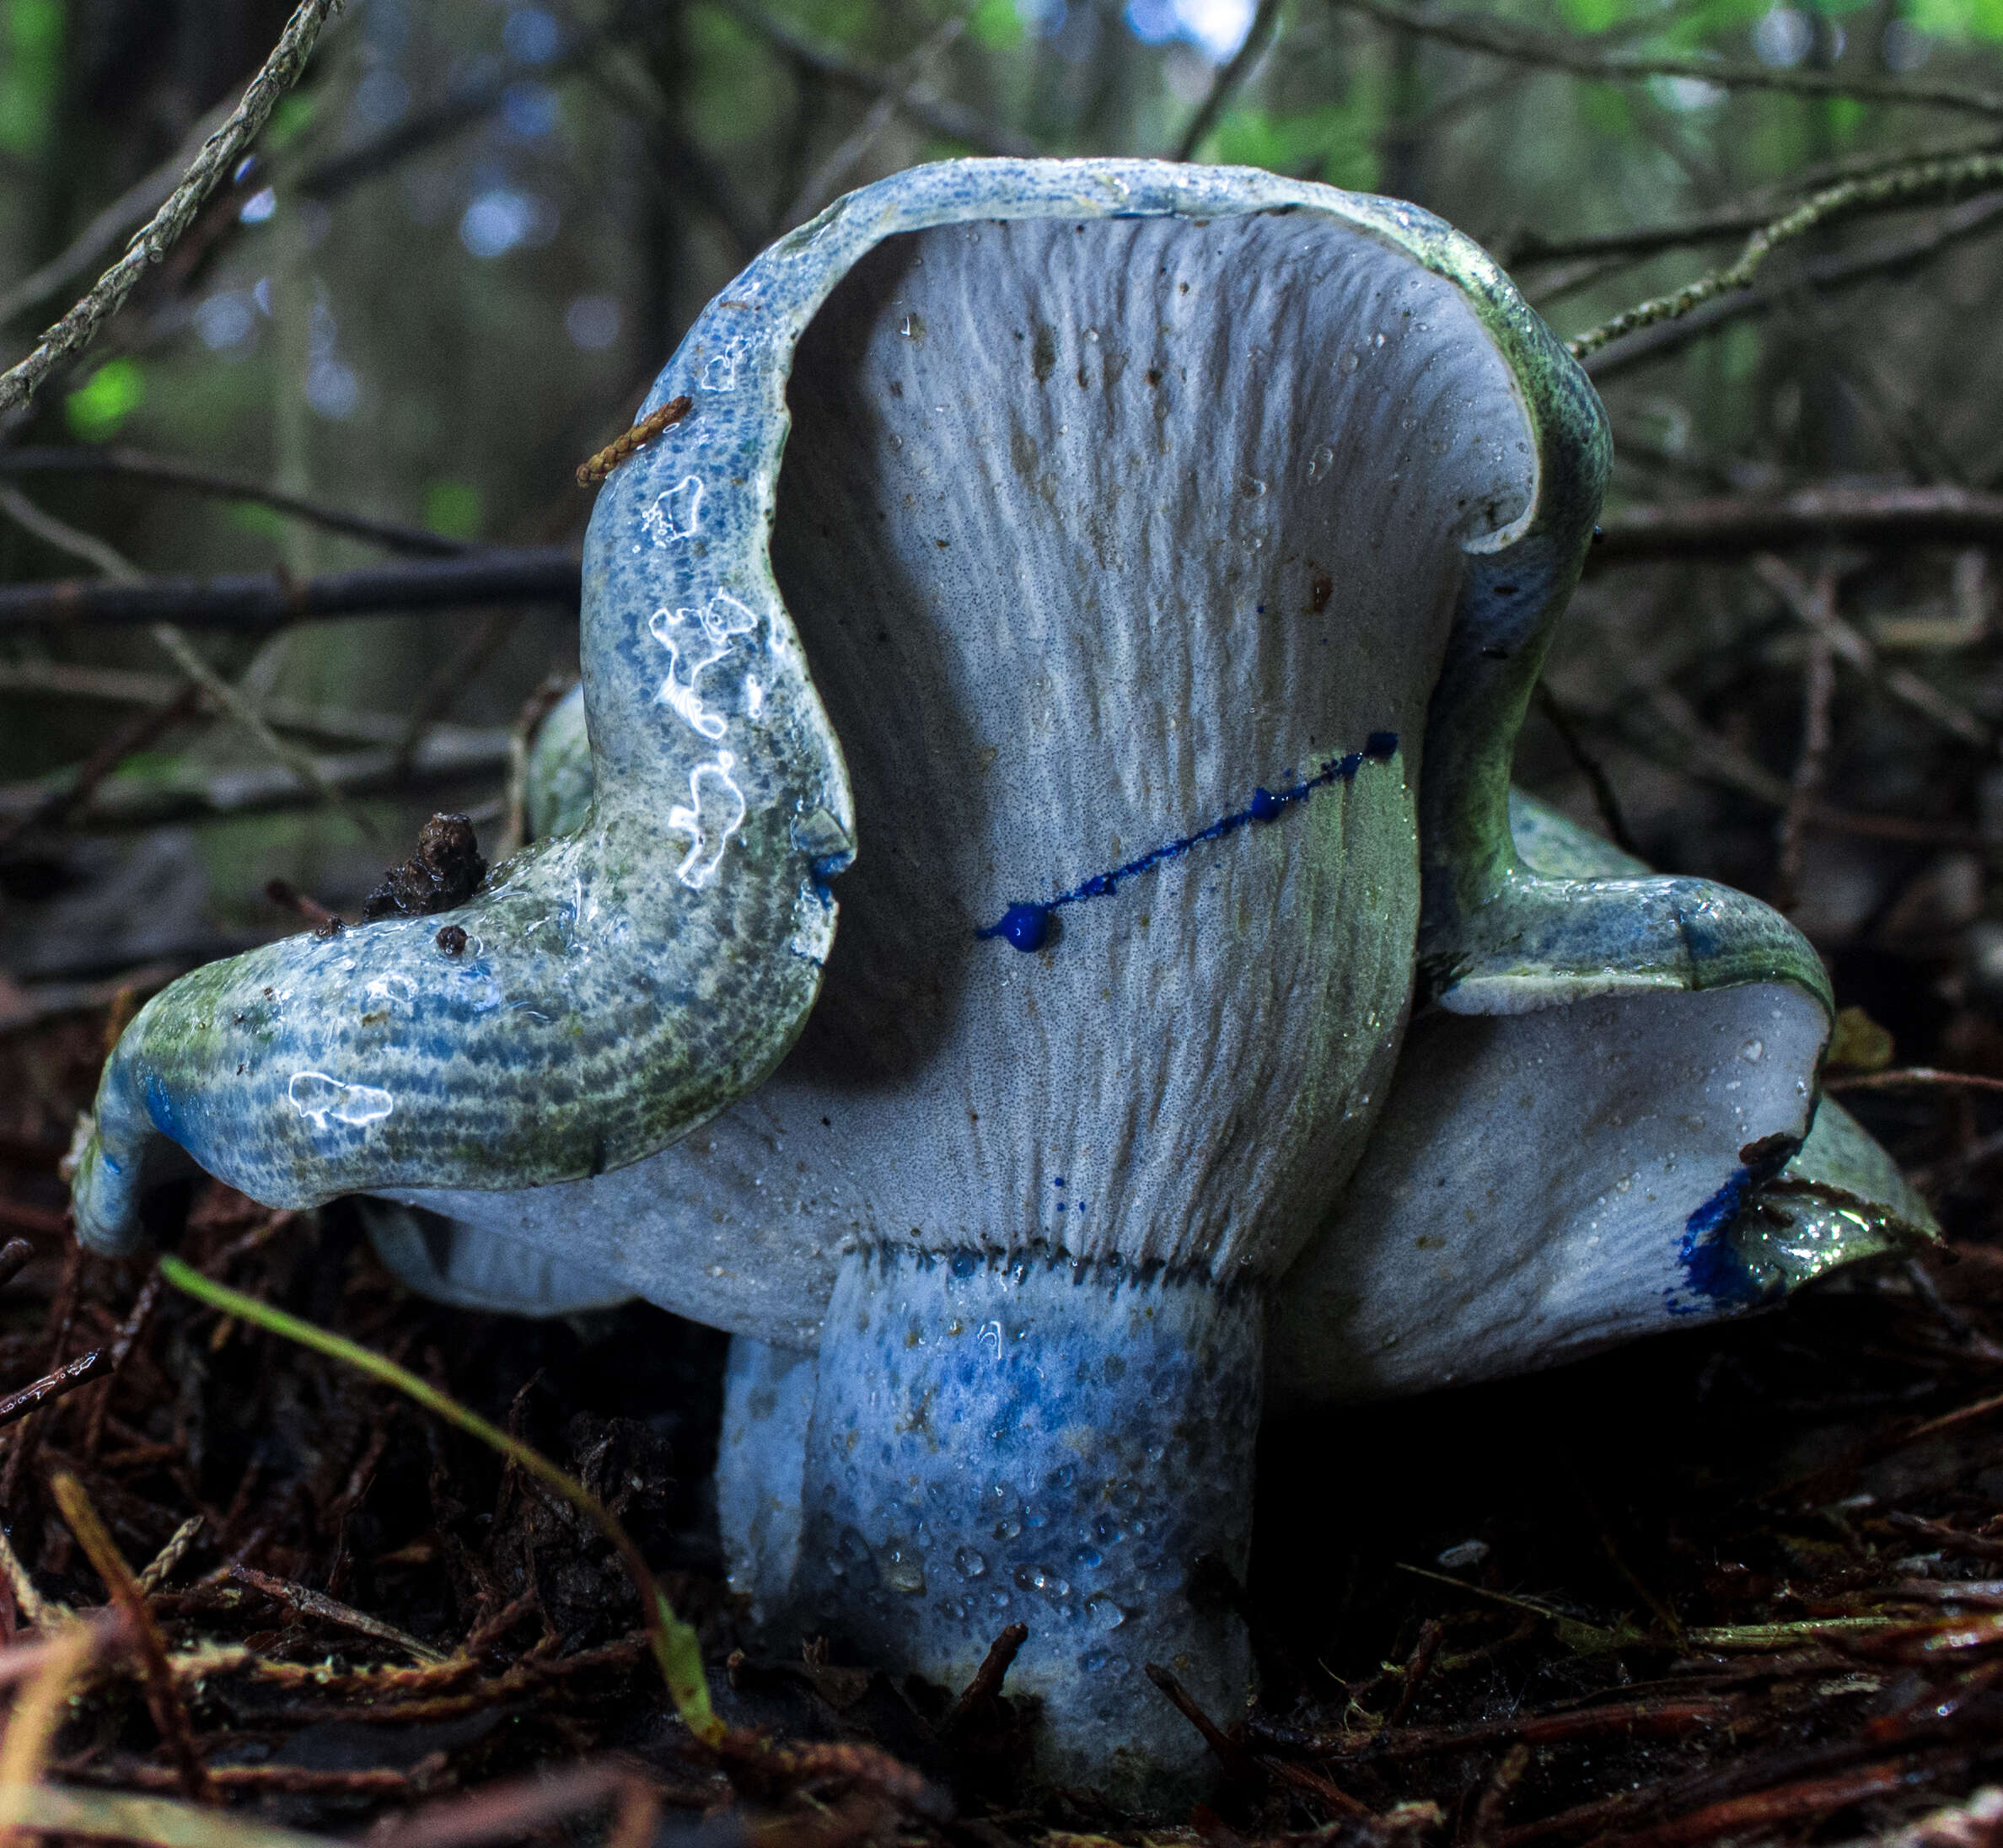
[0, 1006, 1995, 1846]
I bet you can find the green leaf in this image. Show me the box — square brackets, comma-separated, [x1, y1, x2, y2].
[66, 359, 146, 442]
[266, 92, 318, 150]
[424, 479, 482, 540]
[1205, 102, 1381, 190]
[0, 0, 63, 157]
[1910, 0, 2003, 40]
[973, 0, 1023, 49]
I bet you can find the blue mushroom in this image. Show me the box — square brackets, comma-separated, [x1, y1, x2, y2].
[69, 159, 1926, 1800]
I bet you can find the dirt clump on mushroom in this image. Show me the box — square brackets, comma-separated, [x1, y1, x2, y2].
[361, 812, 488, 921]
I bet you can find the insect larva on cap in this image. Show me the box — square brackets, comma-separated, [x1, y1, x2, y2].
[575, 395, 694, 488]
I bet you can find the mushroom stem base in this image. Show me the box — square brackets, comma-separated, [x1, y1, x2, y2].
[794, 1249, 1262, 1803]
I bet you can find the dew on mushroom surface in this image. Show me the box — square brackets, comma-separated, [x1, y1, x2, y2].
[880, 1539, 926, 1594]
[1016, 1564, 1070, 1599]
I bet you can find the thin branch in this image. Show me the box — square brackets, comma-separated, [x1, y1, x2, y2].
[0, 448, 469, 556]
[158, 1255, 723, 1744]
[1532, 681, 1643, 859]
[0, 728, 508, 830]
[1592, 482, 2003, 564]
[0, 0, 344, 419]
[1753, 553, 1989, 749]
[0, 102, 234, 328]
[786, 11, 973, 226]
[0, 685, 202, 851]
[0, 486, 375, 833]
[1582, 194, 2003, 379]
[49, 1473, 212, 1806]
[1330, 0, 2003, 120]
[1598, 678, 1982, 843]
[573, 61, 772, 262]
[83, 1269, 161, 1459]
[1776, 588, 1837, 912]
[0, 546, 579, 631]
[1506, 132, 2003, 266]
[706, 0, 1037, 157]
[0, 484, 132, 581]
[0, 1351, 111, 1429]
[142, 625, 379, 837]
[0, 658, 475, 748]
[1569, 152, 2003, 358]
[228, 1564, 446, 1665]
[1173, 0, 1286, 161]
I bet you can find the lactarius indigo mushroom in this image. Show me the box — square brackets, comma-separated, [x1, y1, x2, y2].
[66, 158, 1921, 1797]
[1265, 789, 1936, 1407]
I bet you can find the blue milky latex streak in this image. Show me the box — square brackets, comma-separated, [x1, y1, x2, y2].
[362, 163, 1555, 1302]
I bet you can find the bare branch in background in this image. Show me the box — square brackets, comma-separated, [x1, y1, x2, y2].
[0, 0, 345, 419]
[1581, 194, 2003, 379]
[787, 11, 974, 226]
[0, 658, 479, 749]
[0, 547, 579, 631]
[0, 449, 470, 556]
[295, 6, 652, 202]
[1331, 0, 2003, 121]
[1569, 151, 2003, 357]
[575, 59, 772, 261]
[710, 0, 1039, 158]
[1776, 580, 1838, 911]
[0, 102, 234, 330]
[0, 728, 510, 829]
[1753, 552, 1990, 748]
[1173, 0, 1285, 161]
[0, 685, 202, 853]
[1592, 482, 2003, 563]
[1507, 132, 2003, 267]
[1532, 681, 1643, 860]
[1592, 678, 1979, 844]
[0, 486, 376, 834]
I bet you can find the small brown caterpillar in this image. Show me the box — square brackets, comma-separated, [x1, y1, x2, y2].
[575, 395, 694, 488]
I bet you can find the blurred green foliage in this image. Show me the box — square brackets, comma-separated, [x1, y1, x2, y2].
[0, 0, 62, 158]
[64, 359, 145, 441]
[2, 0, 2001, 939]
[424, 480, 483, 539]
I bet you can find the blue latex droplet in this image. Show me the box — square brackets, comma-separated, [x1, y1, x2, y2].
[1249, 787, 1284, 822]
[996, 903, 1052, 952]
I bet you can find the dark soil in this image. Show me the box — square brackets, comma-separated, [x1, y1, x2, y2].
[0, 997, 1998, 1848]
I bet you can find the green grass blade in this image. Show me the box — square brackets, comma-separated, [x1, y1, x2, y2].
[158, 1254, 722, 1744]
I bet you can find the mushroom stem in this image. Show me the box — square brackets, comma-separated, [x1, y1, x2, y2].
[718, 1336, 814, 1628]
[793, 1249, 1260, 1800]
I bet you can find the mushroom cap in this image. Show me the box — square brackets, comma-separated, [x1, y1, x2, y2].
[1264, 792, 1933, 1409]
[73, 160, 1622, 1316]
[346, 157, 1608, 1337]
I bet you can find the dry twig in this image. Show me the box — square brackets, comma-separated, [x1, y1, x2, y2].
[0, 0, 343, 418]
[48, 1473, 211, 1803]
[1333, 0, 2003, 120]
[1571, 153, 2003, 358]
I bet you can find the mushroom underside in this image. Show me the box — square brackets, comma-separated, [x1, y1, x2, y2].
[368, 197, 1557, 1800]
[79, 159, 1885, 1798]
[380, 208, 1540, 1324]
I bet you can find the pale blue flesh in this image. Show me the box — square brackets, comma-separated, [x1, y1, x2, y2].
[72, 159, 1877, 1793]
